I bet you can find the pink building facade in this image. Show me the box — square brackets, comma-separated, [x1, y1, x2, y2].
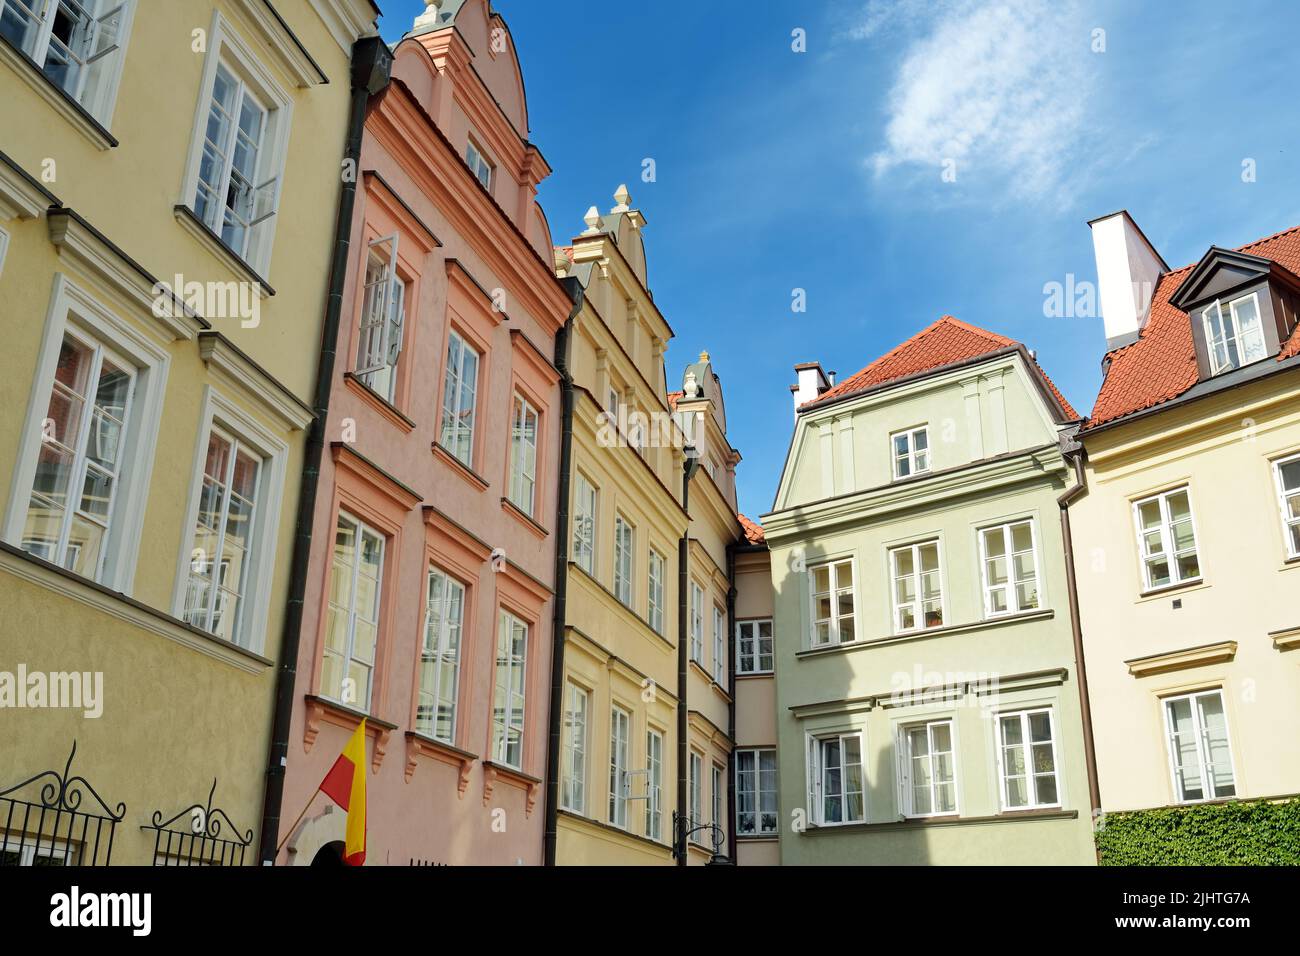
[277, 0, 572, 865]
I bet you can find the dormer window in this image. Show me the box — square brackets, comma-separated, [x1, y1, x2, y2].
[891, 426, 929, 479]
[1201, 293, 1266, 375]
[466, 139, 494, 191]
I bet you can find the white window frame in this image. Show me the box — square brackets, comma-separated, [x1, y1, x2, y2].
[645, 728, 663, 839]
[0, 224, 9, 277]
[889, 540, 945, 634]
[4, 275, 168, 595]
[320, 510, 384, 711]
[712, 605, 725, 682]
[809, 557, 855, 647]
[560, 681, 588, 814]
[0, 0, 136, 127]
[1132, 486, 1202, 592]
[0, 831, 79, 866]
[736, 619, 774, 675]
[416, 565, 465, 744]
[491, 609, 529, 769]
[807, 731, 866, 826]
[647, 547, 665, 635]
[353, 233, 406, 402]
[572, 472, 597, 575]
[1162, 689, 1237, 804]
[735, 748, 778, 836]
[173, 387, 287, 652]
[1273, 453, 1300, 559]
[613, 514, 633, 606]
[689, 581, 704, 662]
[891, 425, 930, 479]
[1201, 291, 1267, 375]
[711, 763, 724, 839]
[439, 329, 479, 468]
[179, 12, 292, 276]
[689, 751, 703, 840]
[608, 704, 630, 829]
[465, 137, 494, 190]
[995, 708, 1061, 811]
[897, 718, 958, 818]
[507, 393, 539, 516]
[978, 520, 1041, 618]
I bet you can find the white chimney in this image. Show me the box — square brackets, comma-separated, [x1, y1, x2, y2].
[1089, 210, 1168, 349]
[791, 362, 830, 417]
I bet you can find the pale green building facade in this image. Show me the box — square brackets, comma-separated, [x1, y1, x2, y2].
[762, 317, 1098, 865]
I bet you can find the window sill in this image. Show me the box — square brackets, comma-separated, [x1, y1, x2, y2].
[343, 372, 416, 433]
[500, 496, 549, 538]
[736, 671, 775, 679]
[432, 441, 489, 492]
[302, 694, 398, 773]
[735, 833, 780, 842]
[802, 808, 1079, 834]
[172, 204, 276, 297]
[1136, 578, 1209, 603]
[403, 731, 477, 795]
[796, 609, 1056, 658]
[0, 35, 117, 150]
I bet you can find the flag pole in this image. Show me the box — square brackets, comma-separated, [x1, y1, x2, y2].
[274, 790, 321, 855]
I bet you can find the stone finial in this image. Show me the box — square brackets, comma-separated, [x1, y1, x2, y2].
[683, 371, 700, 398]
[414, 1, 443, 29]
[699, 350, 710, 363]
[582, 206, 604, 236]
[553, 249, 571, 276]
[611, 184, 632, 213]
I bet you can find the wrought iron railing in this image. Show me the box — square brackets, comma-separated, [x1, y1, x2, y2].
[0, 740, 125, 866]
[144, 779, 253, 866]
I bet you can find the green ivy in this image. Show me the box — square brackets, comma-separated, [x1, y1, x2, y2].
[1095, 797, 1300, 865]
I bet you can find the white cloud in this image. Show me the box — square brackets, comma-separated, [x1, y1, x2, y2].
[862, 0, 1093, 201]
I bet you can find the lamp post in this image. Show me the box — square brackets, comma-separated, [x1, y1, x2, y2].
[672, 811, 733, 866]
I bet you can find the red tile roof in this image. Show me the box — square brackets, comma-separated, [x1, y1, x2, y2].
[1088, 224, 1300, 428]
[666, 390, 683, 411]
[808, 315, 1079, 420]
[737, 512, 766, 545]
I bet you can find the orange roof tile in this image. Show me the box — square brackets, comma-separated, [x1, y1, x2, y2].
[1088, 224, 1300, 428]
[666, 390, 683, 411]
[808, 315, 1079, 420]
[737, 512, 766, 545]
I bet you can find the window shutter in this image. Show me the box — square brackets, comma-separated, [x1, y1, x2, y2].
[248, 175, 280, 229]
[86, 3, 126, 65]
[806, 737, 818, 825]
[895, 730, 910, 817]
[386, 278, 405, 365]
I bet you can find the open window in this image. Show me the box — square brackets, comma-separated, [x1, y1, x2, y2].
[353, 234, 406, 403]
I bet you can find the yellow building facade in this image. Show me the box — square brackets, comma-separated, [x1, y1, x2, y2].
[0, 0, 377, 865]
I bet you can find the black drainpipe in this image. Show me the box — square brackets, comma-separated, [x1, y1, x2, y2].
[725, 542, 738, 864]
[257, 36, 392, 866]
[543, 277, 584, 867]
[1057, 439, 1102, 827]
[675, 449, 699, 865]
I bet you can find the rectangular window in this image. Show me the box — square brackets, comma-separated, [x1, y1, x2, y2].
[353, 234, 406, 402]
[560, 682, 587, 813]
[320, 512, 384, 711]
[900, 720, 957, 817]
[1274, 454, 1300, 558]
[182, 426, 260, 645]
[689, 751, 703, 839]
[613, 515, 633, 606]
[690, 582, 704, 661]
[415, 567, 464, 743]
[809, 733, 865, 825]
[891, 426, 930, 479]
[712, 606, 725, 682]
[712, 764, 724, 840]
[1202, 292, 1267, 375]
[647, 548, 665, 634]
[1164, 689, 1235, 803]
[0, 0, 131, 123]
[997, 709, 1060, 810]
[645, 729, 663, 839]
[439, 330, 479, 468]
[810, 558, 854, 646]
[1133, 487, 1200, 591]
[191, 59, 279, 261]
[572, 473, 596, 574]
[980, 520, 1040, 616]
[491, 610, 528, 769]
[465, 138, 493, 190]
[736, 748, 778, 836]
[608, 706, 630, 828]
[736, 619, 774, 674]
[891, 541, 943, 632]
[21, 330, 134, 583]
[507, 394, 539, 516]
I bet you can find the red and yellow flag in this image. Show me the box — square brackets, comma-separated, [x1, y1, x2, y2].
[318, 719, 367, 865]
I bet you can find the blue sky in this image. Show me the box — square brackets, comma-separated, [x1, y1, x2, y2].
[381, 1, 1300, 518]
